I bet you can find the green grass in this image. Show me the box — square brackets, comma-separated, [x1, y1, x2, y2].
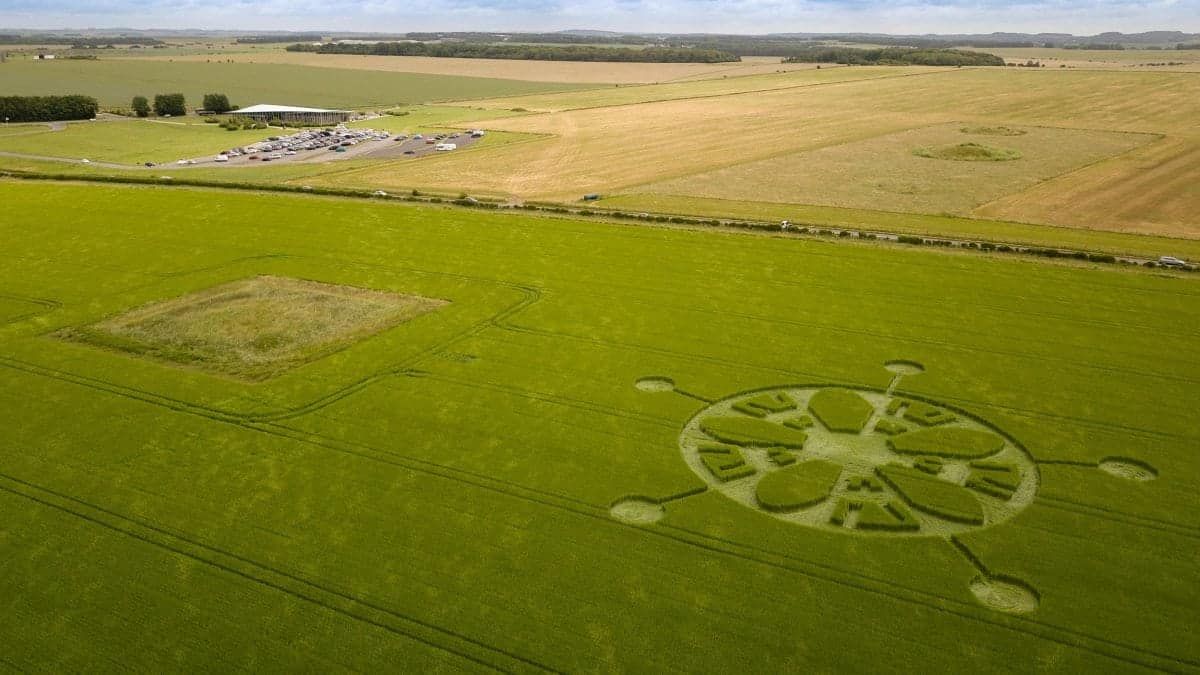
[877, 464, 986, 524]
[0, 119, 275, 164]
[889, 428, 1007, 459]
[595, 193, 1200, 259]
[755, 460, 843, 511]
[808, 388, 875, 433]
[351, 105, 528, 133]
[0, 59, 591, 109]
[0, 180, 1197, 671]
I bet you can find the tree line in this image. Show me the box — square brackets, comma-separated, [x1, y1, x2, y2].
[286, 41, 740, 63]
[0, 35, 163, 45]
[127, 93, 233, 117]
[236, 34, 324, 44]
[0, 95, 98, 122]
[783, 47, 1005, 67]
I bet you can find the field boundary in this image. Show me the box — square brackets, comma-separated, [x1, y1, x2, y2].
[6, 173, 1197, 270]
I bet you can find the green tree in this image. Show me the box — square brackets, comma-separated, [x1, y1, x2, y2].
[152, 93, 186, 117]
[202, 93, 232, 113]
[131, 95, 150, 117]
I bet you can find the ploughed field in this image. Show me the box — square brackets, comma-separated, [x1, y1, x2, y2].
[0, 181, 1196, 671]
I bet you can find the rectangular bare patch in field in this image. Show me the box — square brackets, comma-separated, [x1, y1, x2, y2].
[60, 276, 447, 381]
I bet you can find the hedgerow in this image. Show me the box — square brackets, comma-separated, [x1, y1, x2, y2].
[0, 95, 99, 122]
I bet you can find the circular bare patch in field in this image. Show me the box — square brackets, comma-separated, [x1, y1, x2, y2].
[1098, 457, 1158, 482]
[884, 360, 925, 376]
[680, 386, 1038, 538]
[635, 376, 676, 393]
[961, 125, 1028, 137]
[914, 143, 1022, 162]
[969, 576, 1039, 614]
[610, 497, 665, 524]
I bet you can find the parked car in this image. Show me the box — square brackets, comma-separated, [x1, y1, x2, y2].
[214, 155, 229, 162]
[144, 162, 155, 167]
[1159, 256, 1187, 268]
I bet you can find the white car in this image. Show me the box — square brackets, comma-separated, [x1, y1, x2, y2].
[268, 153, 283, 160]
[176, 159, 188, 165]
[285, 150, 297, 156]
[1158, 256, 1187, 268]
[372, 190, 388, 197]
[80, 158, 90, 163]
[214, 155, 229, 163]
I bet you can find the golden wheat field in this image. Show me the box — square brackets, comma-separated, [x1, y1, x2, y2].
[304, 66, 1200, 239]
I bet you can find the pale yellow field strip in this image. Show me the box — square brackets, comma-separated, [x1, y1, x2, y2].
[132, 52, 825, 84]
[974, 136, 1200, 238]
[984, 48, 1200, 72]
[455, 66, 937, 112]
[635, 123, 1155, 216]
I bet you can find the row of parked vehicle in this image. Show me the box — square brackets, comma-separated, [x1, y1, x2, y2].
[210, 125, 391, 163]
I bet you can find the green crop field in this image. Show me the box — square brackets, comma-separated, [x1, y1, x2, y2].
[0, 118, 276, 164]
[0, 59, 590, 109]
[1, 180, 1197, 671]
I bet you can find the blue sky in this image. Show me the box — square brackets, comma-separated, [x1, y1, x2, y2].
[1, 0, 1195, 34]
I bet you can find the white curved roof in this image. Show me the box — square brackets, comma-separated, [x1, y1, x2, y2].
[229, 104, 348, 114]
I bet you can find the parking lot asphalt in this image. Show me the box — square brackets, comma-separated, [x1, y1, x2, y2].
[189, 126, 483, 168]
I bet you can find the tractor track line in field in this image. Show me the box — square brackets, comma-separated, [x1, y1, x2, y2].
[0, 471, 557, 674]
[239, 422, 1200, 673]
[0, 346, 1192, 670]
[490, 321, 1198, 444]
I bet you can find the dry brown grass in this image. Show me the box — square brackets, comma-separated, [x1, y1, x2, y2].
[61, 276, 446, 380]
[141, 52, 823, 84]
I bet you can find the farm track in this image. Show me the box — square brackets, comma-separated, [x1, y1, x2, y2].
[0, 471, 555, 674]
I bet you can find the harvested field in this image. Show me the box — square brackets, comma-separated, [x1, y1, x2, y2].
[144, 52, 832, 84]
[638, 124, 1152, 216]
[975, 136, 1200, 238]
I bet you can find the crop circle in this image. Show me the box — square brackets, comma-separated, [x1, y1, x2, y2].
[969, 576, 1040, 614]
[679, 386, 1038, 537]
[1098, 457, 1157, 482]
[610, 497, 666, 524]
[635, 376, 676, 393]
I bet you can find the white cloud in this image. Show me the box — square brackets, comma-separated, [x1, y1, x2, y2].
[0, 0, 1196, 33]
